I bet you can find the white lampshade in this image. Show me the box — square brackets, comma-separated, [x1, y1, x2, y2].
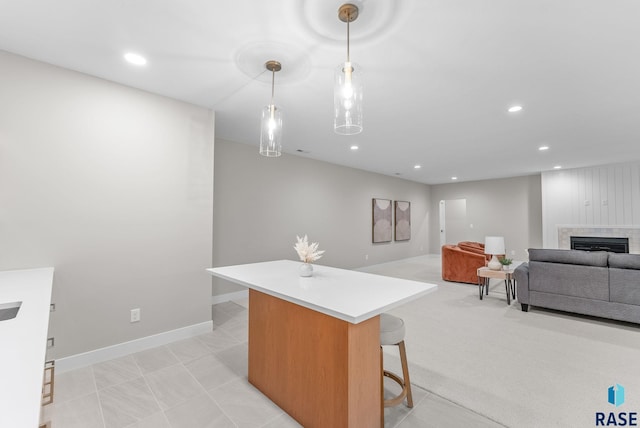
[484, 236, 505, 255]
[485, 236, 505, 270]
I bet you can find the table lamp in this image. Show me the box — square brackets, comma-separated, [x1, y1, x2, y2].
[485, 236, 505, 270]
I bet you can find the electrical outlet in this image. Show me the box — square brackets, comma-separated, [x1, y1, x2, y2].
[130, 308, 141, 323]
[365, 254, 368, 260]
[511, 250, 516, 256]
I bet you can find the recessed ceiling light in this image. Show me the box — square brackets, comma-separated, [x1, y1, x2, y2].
[538, 146, 549, 151]
[508, 105, 523, 113]
[350, 145, 359, 151]
[451, 176, 458, 180]
[124, 52, 147, 66]
[553, 165, 562, 169]
[414, 165, 421, 169]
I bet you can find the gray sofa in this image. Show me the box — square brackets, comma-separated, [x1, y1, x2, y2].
[514, 248, 640, 324]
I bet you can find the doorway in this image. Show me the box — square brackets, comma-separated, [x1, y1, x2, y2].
[439, 199, 467, 250]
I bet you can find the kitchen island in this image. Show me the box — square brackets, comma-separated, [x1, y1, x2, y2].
[207, 260, 436, 428]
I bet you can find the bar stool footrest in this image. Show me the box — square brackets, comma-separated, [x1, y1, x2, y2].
[383, 370, 409, 408]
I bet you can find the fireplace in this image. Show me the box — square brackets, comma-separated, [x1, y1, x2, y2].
[570, 236, 629, 253]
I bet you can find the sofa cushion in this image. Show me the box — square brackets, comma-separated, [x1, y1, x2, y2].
[608, 253, 640, 270]
[528, 248, 608, 267]
[529, 261, 609, 301]
[610, 268, 640, 305]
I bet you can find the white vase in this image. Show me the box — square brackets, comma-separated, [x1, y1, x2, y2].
[299, 263, 313, 277]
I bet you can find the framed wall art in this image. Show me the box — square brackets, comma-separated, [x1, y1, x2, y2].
[372, 198, 392, 243]
[395, 200, 411, 241]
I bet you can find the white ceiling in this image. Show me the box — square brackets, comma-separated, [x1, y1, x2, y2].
[2, 0, 639, 184]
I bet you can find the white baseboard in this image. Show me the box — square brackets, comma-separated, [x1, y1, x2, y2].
[55, 320, 213, 373]
[211, 290, 248, 305]
[56, 292, 248, 373]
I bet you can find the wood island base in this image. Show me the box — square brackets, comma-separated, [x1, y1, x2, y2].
[248, 289, 382, 428]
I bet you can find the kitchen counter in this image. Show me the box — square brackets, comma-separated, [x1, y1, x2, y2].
[208, 259, 436, 324]
[0, 267, 54, 428]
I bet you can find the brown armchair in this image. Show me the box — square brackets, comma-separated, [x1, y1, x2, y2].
[441, 241, 490, 284]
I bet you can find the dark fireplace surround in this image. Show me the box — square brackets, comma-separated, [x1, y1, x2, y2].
[570, 236, 629, 253]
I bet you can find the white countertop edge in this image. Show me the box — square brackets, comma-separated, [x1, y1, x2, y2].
[0, 267, 54, 428]
[207, 265, 438, 324]
[358, 286, 438, 320]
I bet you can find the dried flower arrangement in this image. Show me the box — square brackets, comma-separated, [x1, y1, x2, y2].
[294, 235, 325, 264]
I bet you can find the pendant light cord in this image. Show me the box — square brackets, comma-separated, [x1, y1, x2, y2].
[346, 10, 351, 63]
[270, 68, 275, 106]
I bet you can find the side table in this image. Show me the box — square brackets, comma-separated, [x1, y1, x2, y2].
[477, 267, 516, 305]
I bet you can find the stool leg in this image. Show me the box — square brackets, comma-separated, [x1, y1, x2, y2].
[398, 341, 413, 408]
[380, 346, 384, 428]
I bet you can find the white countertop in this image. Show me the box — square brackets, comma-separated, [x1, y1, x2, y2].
[0, 267, 54, 428]
[208, 260, 437, 324]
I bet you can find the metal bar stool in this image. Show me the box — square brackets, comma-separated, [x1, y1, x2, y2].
[380, 313, 413, 409]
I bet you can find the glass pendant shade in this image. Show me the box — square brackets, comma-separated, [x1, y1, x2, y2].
[334, 61, 363, 135]
[260, 104, 282, 157]
[335, 3, 362, 135]
[259, 60, 282, 157]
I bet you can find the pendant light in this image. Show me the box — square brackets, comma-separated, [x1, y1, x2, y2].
[334, 3, 363, 135]
[260, 60, 283, 157]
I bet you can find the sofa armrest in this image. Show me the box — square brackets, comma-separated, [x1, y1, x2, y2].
[513, 263, 530, 306]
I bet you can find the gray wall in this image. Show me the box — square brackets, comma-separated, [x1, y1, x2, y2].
[212, 139, 431, 295]
[0, 50, 547, 358]
[0, 51, 214, 358]
[429, 175, 542, 261]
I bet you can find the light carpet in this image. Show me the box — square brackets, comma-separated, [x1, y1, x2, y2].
[360, 255, 640, 428]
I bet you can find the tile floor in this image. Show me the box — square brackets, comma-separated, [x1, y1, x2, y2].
[44, 298, 501, 428]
